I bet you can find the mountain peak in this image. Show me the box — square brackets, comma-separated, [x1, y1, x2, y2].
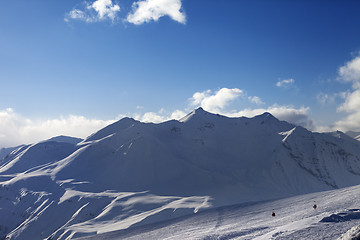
[179, 107, 217, 122]
[252, 111, 279, 123]
[180, 108, 281, 125]
[45, 135, 83, 145]
[84, 117, 138, 142]
[195, 107, 205, 112]
[191, 107, 208, 116]
[258, 112, 275, 119]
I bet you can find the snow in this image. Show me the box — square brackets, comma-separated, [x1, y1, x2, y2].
[1, 108, 360, 239]
[345, 131, 360, 142]
[338, 224, 360, 240]
[45, 135, 83, 145]
[279, 127, 297, 142]
[0, 145, 24, 162]
[77, 184, 360, 240]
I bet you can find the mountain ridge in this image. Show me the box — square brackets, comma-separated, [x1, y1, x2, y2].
[1, 109, 360, 239]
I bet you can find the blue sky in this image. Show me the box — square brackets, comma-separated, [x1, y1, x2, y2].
[1, 0, 360, 146]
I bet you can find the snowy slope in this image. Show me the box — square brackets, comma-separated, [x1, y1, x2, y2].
[0, 136, 82, 163]
[1, 108, 360, 239]
[77, 184, 360, 240]
[356, 135, 360, 141]
[46, 135, 83, 145]
[346, 131, 360, 141]
[0, 145, 24, 162]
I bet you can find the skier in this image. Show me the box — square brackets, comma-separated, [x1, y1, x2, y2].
[313, 201, 317, 210]
[272, 209, 276, 217]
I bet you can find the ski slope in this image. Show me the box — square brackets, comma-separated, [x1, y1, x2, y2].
[78, 185, 360, 240]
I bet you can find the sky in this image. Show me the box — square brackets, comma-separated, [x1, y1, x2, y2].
[1, 0, 360, 147]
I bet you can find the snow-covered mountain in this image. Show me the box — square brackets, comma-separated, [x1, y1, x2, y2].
[45, 135, 83, 145]
[1, 108, 360, 239]
[0, 136, 82, 162]
[346, 131, 360, 141]
[0, 145, 24, 162]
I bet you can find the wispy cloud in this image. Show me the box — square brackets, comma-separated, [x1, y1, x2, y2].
[316, 92, 335, 105]
[127, 0, 186, 25]
[65, 0, 120, 23]
[276, 78, 295, 88]
[248, 96, 264, 105]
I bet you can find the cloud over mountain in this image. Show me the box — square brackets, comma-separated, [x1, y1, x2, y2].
[189, 88, 243, 113]
[0, 86, 317, 147]
[187, 88, 313, 130]
[0, 108, 114, 148]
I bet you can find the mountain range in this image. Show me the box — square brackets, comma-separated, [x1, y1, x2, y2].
[1, 108, 360, 239]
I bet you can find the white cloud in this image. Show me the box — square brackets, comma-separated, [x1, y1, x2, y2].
[189, 88, 243, 113]
[276, 78, 295, 88]
[0, 107, 188, 147]
[332, 55, 360, 132]
[338, 55, 360, 88]
[140, 112, 167, 123]
[0, 108, 115, 148]
[316, 92, 335, 105]
[248, 96, 264, 105]
[332, 111, 360, 132]
[65, 9, 88, 22]
[65, 0, 120, 23]
[133, 104, 313, 130]
[0, 105, 315, 148]
[91, 0, 120, 20]
[186, 88, 315, 129]
[191, 90, 211, 106]
[226, 105, 314, 130]
[136, 109, 186, 123]
[337, 89, 360, 113]
[127, 0, 186, 25]
[186, 88, 314, 129]
[1, 85, 322, 147]
[333, 89, 360, 132]
[170, 110, 186, 120]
